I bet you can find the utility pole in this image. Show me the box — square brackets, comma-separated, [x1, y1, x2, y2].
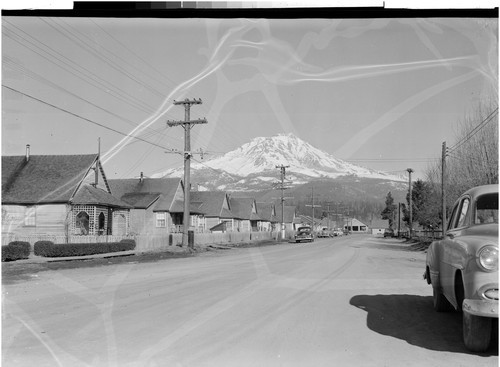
[306, 186, 321, 231]
[441, 142, 447, 238]
[398, 202, 401, 237]
[167, 98, 207, 248]
[407, 168, 414, 238]
[275, 165, 291, 240]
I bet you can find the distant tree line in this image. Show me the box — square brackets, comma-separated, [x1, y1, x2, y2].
[381, 99, 498, 232]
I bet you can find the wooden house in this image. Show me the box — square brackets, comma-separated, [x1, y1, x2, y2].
[2, 150, 130, 241]
[275, 205, 297, 232]
[256, 202, 277, 231]
[190, 191, 234, 232]
[229, 197, 261, 232]
[107, 176, 197, 235]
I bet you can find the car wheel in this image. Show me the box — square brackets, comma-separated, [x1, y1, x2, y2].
[432, 286, 451, 312]
[463, 312, 492, 352]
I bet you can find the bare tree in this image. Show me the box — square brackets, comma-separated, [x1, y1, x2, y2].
[426, 99, 498, 212]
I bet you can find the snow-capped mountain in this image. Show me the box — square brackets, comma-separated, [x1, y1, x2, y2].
[153, 133, 406, 190]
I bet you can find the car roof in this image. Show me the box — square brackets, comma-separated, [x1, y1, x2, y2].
[461, 184, 498, 199]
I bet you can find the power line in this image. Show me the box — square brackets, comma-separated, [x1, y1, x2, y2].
[448, 107, 498, 153]
[2, 84, 179, 154]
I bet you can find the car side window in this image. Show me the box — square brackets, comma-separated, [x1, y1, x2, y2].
[447, 202, 460, 230]
[456, 197, 470, 228]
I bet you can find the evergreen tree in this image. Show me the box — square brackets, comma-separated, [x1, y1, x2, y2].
[381, 192, 397, 229]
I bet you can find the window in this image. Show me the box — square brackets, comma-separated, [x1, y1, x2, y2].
[76, 211, 90, 235]
[475, 193, 498, 224]
[156, 212, 166, 227]
[24, 206, 36, 226]
[98, 212, 106, 235]
[456, 198, 470, 228]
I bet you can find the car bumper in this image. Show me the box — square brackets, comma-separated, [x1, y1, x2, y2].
[463, 298, 498, 318]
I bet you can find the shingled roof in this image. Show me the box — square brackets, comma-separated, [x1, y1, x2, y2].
[190, 191, 233, 218]
[2, 154, 98, 204]
[72, 184, 131, 208]
[108, 177, 182, 212]
[229, 197, 261, 220]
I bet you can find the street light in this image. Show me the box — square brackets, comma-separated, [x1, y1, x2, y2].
[407, 168, 414, 238]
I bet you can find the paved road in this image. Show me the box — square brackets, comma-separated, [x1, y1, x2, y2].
[2, 235, 498, 366]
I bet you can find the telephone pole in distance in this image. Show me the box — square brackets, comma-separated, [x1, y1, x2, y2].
[167, 98, 207, 248]
[275, 165, 291, 240]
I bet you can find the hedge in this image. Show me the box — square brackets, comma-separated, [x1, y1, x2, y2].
[34, 239, 136, 258]
[2, 241, 31, 262]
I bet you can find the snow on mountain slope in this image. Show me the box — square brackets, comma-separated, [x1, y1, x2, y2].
[153, 133, 406, 185]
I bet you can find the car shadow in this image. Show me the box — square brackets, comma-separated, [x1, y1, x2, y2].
[350, 294, 498, 356]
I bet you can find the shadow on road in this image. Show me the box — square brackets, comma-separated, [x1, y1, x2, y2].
[350, 294, 498, 356]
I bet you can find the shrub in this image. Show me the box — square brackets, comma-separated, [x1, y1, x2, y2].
[2, 241, 31, 262]
[34, 240, 136, 258]
[34, 241, 55, 256]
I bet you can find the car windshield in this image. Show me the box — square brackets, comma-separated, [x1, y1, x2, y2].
[298, 227, 311, 233]
[475, 193, 498, 224]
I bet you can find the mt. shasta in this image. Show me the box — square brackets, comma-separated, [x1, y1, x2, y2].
[153, 134, 405, 191]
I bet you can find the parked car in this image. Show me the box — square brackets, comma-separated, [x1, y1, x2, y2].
[383, 228, 394, 237]
[294, 226, 314, 243]
[317, 227, 332, 238]
[333, 229, 344, 237]
[424, 184, 498, 352]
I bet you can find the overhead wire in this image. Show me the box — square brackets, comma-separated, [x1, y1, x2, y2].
[2, 84, 181, 155]
[447, 107, 498, 153]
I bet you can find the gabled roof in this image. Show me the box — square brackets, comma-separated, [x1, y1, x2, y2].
[108, 177, 181, 211]
[190, 191, 233, 218]
[120, 193, 160, 209]
[2, 154, 98, 204]
[72, 184, 131, 208]
[256, 202, 275, 222]
[230, 197, 260, 220]
[275, 205, 296, 223]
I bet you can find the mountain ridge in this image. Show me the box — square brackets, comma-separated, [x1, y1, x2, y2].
[153, 133, 406, 191]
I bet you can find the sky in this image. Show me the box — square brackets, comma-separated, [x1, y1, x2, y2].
[2, 3, 498, 181]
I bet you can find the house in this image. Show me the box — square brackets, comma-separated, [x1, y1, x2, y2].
[344, 218, 369, 233]
[107, 176, 199, 235]
[2, 150, 130, 241]
[275, 205, 297, 232]
[370, 219, 390, 235]
[229, 197, 261, 232]
[190, 191, 234, 232]
[256, 202, 277, 231]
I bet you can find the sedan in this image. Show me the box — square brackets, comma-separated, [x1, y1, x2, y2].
[294, 226, 314, 243]
[424, 184, 498, 352]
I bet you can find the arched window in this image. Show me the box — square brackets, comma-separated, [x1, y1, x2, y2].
[76, 211, 90, 235]
[98, 212, 105, 235]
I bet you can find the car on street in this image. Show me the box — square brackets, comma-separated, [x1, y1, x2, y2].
[333, 229, 344, 236]
[317, 227, 332, 238]
[424, 184, 498, 352]
[294, 226, 314, 243]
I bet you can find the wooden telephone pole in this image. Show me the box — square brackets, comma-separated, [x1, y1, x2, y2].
[306, 186, 321, 230]
[441, 141, 447, 237]
[275, 165, 291, 240]
[167, 98, 207, 248]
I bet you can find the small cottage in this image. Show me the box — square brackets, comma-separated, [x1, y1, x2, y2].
[2, 149, 130, 243]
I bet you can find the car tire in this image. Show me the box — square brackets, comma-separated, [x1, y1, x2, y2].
[463, 312, 492, 352]
[432, 286, 451, 312]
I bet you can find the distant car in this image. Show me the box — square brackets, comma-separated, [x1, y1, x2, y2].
[383, 228, 394, 237]
[424, 184, 498, 352]
[317, 227, 332, 238]
[333, 229, 343, 237]
[294, 226, 314, 243]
